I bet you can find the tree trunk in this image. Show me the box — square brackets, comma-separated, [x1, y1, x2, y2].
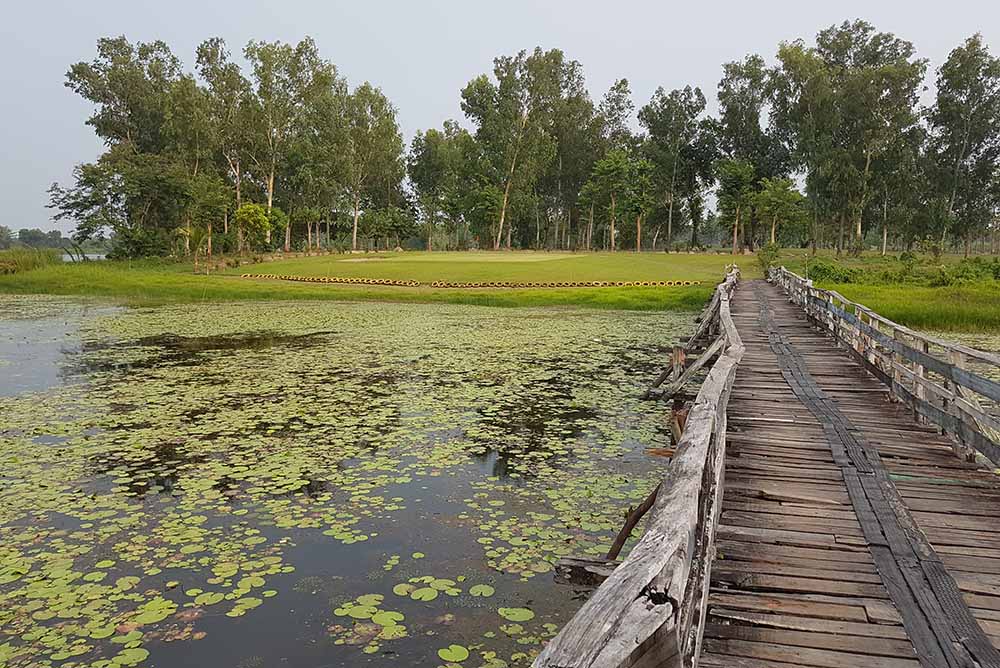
[881, 197, 888, 257]
[352, 195, 360, 251]
[666, 196, 673, 253]
[265, 168, 275, 244]
[284, 214, 291, 252]
[770, 216, 777, 245]
[495, 180, 511, 250]
[587, 202, 594, 251]
[732, 206, 741, 255]
[207, 221, 213, 257]
[223, 209, 229, 235]
[635, 214, 642, 253]
[609, 192, 617, 252]
[535, 201, 541, 249]
[836, 214, 845, 256]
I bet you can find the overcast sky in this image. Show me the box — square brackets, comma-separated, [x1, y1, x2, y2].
[1, 0, 995, 232]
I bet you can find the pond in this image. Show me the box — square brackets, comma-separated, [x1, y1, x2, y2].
[0, 297, 694, 668]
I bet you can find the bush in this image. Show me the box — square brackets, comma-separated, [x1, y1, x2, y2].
[756, 243, 781, 276]
[804, 259, 862, 284]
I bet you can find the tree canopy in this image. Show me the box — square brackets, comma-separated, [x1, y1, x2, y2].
[51, 25, 1000, 257]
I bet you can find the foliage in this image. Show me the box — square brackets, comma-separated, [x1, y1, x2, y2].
[47, 27, 1000, 256]
[755, 243, 781, 275]
[234, 203, 270, 249]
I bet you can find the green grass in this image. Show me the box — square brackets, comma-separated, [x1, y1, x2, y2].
[0, 247, 62, 274]
[229, 250, 749, 283]
[773, 249, 1000, 332]
[4, 248, 995, 330]
[824, 283, 1000, 332]
[0, 251, 748, 311]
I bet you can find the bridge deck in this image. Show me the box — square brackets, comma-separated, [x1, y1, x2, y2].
[701, 280, 1000, 668]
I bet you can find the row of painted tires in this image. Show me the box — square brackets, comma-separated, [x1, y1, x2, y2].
[241, 274, 702, 288]
[242, 274, 420, 287]
[427, 280, 701, 288]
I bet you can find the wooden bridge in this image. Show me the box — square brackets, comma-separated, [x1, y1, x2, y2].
[535, 268, 1000, 668]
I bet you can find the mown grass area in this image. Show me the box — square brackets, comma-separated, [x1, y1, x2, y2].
[229, 250, 749, 283]
[0, 252, 745, 311]
[2, 249, 996, 330]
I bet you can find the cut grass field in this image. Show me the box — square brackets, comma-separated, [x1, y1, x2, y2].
[1, 249, 996, 331]
[0, 252, 750, 312]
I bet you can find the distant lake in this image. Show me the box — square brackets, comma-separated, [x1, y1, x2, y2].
[61, 252, 106, 261]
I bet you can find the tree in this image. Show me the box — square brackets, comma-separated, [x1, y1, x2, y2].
[408, 122, 470, 250]
[773, 22, 925, 255]
[244, 38, 337, 244]
[0, 226, 11, 249]
[639, 86, 706, 251]
[343, 83, 405, 251]
[599, 79, 636, 152]
[584, 150, 630, 250]
[461, 48, 561, 250]
[717, 160, 756, 253]
[927, 34, 1000, 255]
[234, 203, 269, 252]
[717, 54, 789, 248]
[52, 37, 186, 257]
[196, 38, 253, 223]
[754, 177, 808, 245]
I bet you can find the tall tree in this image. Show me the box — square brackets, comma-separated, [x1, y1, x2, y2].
[754, 177, 808, 244]
[927, 34, 1000, 255]
[196, 38, 252, 239]
[717, 159, 756, 253]
[244, 38, 336, 244]
[343, 82, 405, 251]
[639, 86, 706, 251]
[461, 48, 562, 250]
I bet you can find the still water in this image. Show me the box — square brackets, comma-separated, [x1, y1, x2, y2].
[0, 297, 693, 668]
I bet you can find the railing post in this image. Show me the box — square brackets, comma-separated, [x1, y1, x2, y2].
[672, 346, 686, 382]
[948, 349, 975, 462]
[914, 341, 927, 424]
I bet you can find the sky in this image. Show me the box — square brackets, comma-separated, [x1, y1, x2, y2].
[1, 0, 996, 232]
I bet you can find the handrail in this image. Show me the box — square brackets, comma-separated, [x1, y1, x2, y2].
[770, 266, 1000, 465]
[534, 267, 744, 668]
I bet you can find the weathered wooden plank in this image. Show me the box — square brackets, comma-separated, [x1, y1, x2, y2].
[534, 268, 744, 668]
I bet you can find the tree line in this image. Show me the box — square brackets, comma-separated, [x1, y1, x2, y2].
[50, 21, 1000, 258]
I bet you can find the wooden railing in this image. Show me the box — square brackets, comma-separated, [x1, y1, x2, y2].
[534, 267, 744, 668]
[770, 266, 1000, 465]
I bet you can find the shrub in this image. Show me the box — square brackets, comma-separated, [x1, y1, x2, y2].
[756, 243, 781, 275]
[804, 259, 862, 284]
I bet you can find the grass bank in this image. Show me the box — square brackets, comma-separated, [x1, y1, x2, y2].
[0, 252, 744, 311]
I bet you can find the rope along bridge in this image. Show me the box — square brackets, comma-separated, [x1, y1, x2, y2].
[535, 267, 1000, 668]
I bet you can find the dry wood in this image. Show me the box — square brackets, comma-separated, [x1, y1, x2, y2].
[534, 267, 743, 668]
